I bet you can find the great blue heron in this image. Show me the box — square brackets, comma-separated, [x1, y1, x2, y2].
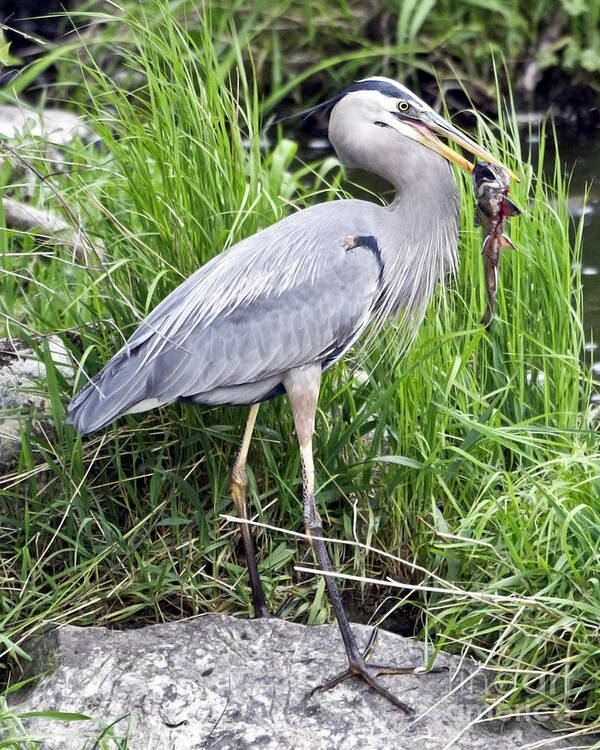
[67, 77, 515, 713]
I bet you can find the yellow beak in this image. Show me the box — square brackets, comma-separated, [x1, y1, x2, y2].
[410, 112, 519, 183]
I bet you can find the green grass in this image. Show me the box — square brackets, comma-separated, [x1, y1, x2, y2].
[0, 3, 599, 746]
[0, 687, 130, 749]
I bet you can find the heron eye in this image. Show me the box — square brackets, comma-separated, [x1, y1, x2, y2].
[397, 100, 410, 112]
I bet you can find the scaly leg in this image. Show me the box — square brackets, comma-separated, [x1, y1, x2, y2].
[230, 403, 269, 618]
[284, 365, 441, 714]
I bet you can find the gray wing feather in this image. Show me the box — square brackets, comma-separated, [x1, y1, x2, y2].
[67, 201, 382, 434]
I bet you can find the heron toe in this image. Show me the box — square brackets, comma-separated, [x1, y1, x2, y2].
[309, 629, 445, 715]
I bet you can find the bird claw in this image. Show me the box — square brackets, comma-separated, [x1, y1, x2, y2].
[311, 664, 413, 714]
[308, 629, 443, 715]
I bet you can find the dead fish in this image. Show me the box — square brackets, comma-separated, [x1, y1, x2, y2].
[473, 162, 520, 329]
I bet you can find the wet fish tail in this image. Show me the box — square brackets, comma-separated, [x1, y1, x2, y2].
[481, 254, 498, 329]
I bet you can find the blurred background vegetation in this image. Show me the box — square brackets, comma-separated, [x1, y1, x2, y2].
[3, 0, 600, 122]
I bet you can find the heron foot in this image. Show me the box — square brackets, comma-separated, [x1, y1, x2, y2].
[309, 629, 447, 715]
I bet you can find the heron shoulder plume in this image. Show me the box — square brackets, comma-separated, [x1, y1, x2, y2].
[326, 89, 460, 348]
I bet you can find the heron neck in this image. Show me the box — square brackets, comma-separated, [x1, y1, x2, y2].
[373, 150, 460, 325]
[387, 159, 459, 229]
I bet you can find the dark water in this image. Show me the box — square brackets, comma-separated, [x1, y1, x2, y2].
[549, 133, 600, 355]
[542, 131, 600, 393]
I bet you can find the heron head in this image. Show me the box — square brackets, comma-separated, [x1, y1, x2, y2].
[322, 77, 518, 182]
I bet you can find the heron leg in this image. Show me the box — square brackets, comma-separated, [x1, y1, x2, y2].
[230, 403, 269, 618]
[284, 366, 426, 714]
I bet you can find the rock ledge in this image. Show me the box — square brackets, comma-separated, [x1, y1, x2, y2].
[9, 615, 588, 749]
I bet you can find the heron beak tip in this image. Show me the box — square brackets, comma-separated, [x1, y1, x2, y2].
[417, 114, 520, 184]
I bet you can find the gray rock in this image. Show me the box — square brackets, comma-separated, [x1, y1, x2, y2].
[1, 102, 103, 261]
[0, 105, 89, 145]
[0, 336, 73, 471]
[9, 615, 589, 749]
[0, 102, 94, 200]
[2, 196, 104, 262]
